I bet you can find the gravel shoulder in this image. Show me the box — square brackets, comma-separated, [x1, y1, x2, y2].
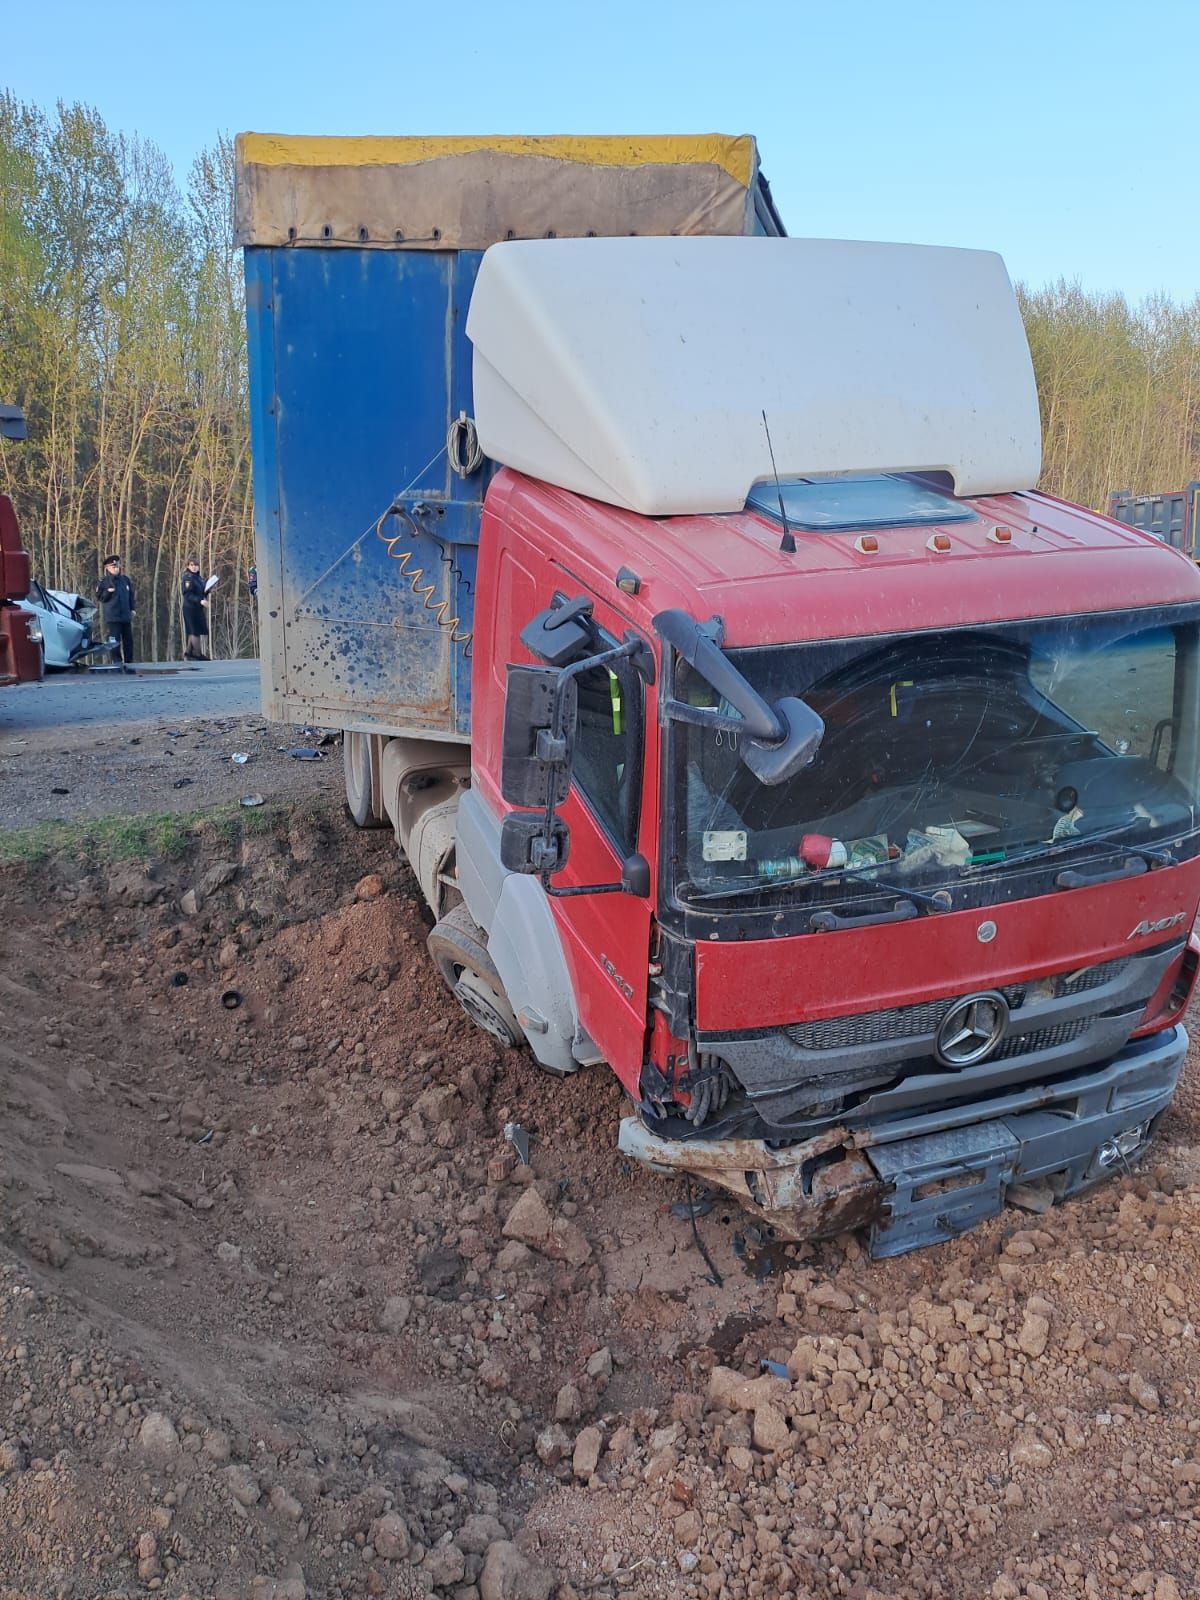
[1, 661, 333, 827]
[1, 799, 1198, 1599]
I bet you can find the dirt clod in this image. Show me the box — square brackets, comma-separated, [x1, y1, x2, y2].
[572, 1425, 602, 1480]
[137, 1410, 180, 1457]
[371, 1511, 412, 1560]
[479, 1541, 553, 1600]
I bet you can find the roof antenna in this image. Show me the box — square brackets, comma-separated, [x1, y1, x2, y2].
[761, 409, 795, 554]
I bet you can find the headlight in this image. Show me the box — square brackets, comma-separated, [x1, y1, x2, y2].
[1098, 1122, 1150, 1167]
[25, 620, 43, 644]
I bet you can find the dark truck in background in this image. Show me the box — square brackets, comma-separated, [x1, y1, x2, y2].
[0, 405, 43, 688]
[1110, 483, 1200, 562]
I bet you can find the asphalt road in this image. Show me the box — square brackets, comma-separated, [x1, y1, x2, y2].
[2, 659, 264, 748]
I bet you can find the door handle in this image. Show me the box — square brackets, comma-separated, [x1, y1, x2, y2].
[809, 901, 919, 932]
[1055, 857, 1148, 890]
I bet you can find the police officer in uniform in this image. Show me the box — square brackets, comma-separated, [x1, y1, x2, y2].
[97, 553, 136, 673]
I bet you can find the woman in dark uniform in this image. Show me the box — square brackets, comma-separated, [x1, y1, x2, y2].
[181, 558, 210, 660]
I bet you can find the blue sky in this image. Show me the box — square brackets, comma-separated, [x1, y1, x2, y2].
[7, 0, 1197, 301]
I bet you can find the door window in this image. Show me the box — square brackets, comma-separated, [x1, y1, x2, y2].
[572, 654, 643, 854]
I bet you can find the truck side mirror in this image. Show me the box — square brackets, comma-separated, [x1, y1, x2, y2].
[620, 852, 651, 896]
[519, 593, 598, 667]
[500, 664, 579, 807]
[740, 697, 825, 784]
[500, 812, 571, 875]
[500, 632, 650, 897]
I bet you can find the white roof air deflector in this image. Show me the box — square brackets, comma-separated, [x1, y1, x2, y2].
[467, 237, 1042, 516]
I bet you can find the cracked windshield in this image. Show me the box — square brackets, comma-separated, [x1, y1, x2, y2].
[677, 607, 1200, 902]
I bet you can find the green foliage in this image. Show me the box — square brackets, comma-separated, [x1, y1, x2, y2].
[1019, 281, 1200, 510]
[0, 810, 192, 866]
[0, 95, 253, 662]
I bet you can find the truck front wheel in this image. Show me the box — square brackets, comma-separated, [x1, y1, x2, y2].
[427, 903, 523, 1050]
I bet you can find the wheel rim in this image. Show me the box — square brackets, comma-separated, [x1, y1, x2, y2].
[453, 969, 521, 1048]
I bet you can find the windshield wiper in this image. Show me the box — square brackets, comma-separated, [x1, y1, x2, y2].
[995, 818, 1191, 875]
[684, 861, 951, 911]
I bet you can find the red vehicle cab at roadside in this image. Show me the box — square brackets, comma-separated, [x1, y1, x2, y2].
[1, 406, 43, 687]
[0, 595, 44, 687]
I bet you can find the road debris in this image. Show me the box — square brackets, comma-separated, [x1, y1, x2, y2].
[503, 1120, 531, 1166]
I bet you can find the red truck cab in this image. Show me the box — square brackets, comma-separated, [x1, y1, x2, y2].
[465, 468, 1200, 1254]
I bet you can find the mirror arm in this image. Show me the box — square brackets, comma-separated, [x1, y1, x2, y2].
[554, 635, 646, 695]
[654, 612, 824, 785]
[544, 878, 626, 897]
[543, 849, 650, 899]
[659, 698, 748, 734]
[653, 608, 783, 743]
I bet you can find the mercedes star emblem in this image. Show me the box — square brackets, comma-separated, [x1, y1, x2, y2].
[935, 992, 1009, 1067]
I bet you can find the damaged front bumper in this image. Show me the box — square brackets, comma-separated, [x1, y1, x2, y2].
[619, 1025, 1187, 1257]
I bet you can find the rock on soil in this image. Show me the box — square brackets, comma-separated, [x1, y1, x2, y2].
[502, 1186, 592, 1265]
[137, 1410, 180, 1457]
[572, 1425, 602, 1480]
[479, 1541, 554, 1600]
[370, 1511, 411, 1560]
[222, 1464, 263, 1507]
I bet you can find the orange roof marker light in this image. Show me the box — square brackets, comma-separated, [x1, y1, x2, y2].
[989, 523, 1013, 544]
[855, 534, 880, 554]
[927, 532, 953, 553]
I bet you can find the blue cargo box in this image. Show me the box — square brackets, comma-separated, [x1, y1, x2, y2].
[238, 134, 783, 739]
[245, 245, 486, 739]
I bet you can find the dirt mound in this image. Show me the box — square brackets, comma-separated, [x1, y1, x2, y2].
[1, 800, 1199, 1598]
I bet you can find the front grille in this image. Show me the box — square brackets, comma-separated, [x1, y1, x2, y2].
[787, 999, 952, 1050]
[1057, 956, 1131, 995]
[787, 983, 1025, 1052]
[785, 954, 1134, 1055]
[993, 1019, 1089, 1059]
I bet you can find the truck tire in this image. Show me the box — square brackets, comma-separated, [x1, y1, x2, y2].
[427, 903, 523, 1050]
[343, 731, 386, 828]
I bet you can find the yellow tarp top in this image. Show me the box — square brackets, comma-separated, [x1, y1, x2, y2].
[234, 132, 767, 250]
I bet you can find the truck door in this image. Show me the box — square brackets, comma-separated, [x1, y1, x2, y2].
[550, 601, 655, 1095]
